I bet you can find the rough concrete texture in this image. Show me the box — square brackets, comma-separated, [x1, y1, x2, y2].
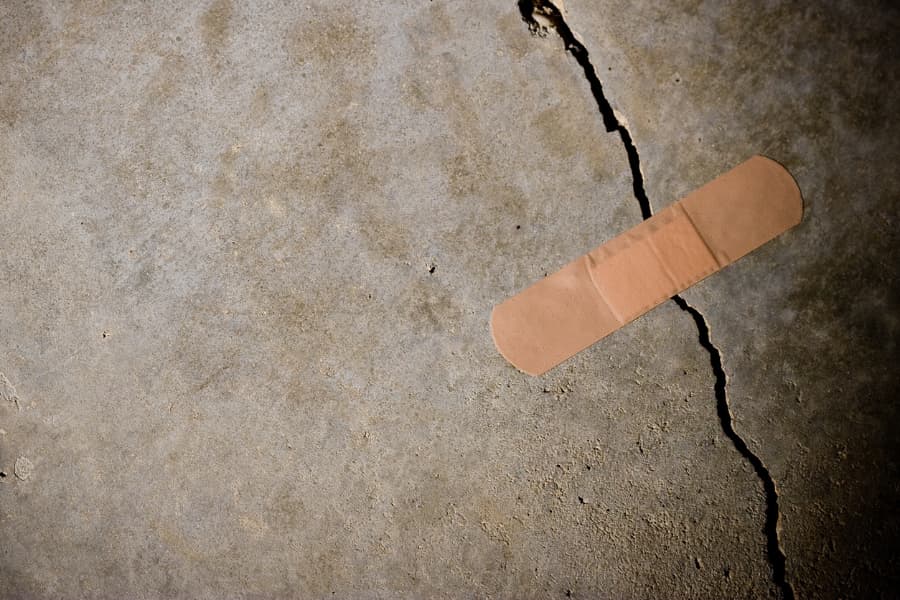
[0, 1, 896, 598]
[556, 1, 900, 597]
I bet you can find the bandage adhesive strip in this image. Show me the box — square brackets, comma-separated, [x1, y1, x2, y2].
[490, 155, 803, 376]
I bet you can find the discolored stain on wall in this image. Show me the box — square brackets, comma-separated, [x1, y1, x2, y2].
[200, 0, 233, 62]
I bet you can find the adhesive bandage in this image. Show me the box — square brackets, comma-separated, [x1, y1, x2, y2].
[490, 155, 803, 375]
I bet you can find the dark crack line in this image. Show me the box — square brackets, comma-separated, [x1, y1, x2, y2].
[672, 296, 794, 599]
[517, 2, 794, 598]
[517, 0, 651, 220]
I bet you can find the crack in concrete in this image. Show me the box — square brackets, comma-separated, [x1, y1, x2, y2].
[517, 0, 651, 220]
[516, 2, 794, 597]
[672, 296, 794, 599]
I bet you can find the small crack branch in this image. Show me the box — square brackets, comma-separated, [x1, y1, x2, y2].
[518, 2, 794, 598]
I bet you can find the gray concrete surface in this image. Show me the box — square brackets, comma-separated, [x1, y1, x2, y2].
[557, 1, 900, 597]
[0, 0, 896, 598]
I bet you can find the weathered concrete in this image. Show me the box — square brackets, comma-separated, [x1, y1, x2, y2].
[1, 0, 896, 598]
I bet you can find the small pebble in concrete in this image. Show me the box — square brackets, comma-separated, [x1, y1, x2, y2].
[15, 457, 34, 481]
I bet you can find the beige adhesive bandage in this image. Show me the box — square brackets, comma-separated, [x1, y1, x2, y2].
[490, 155, 803, 376]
